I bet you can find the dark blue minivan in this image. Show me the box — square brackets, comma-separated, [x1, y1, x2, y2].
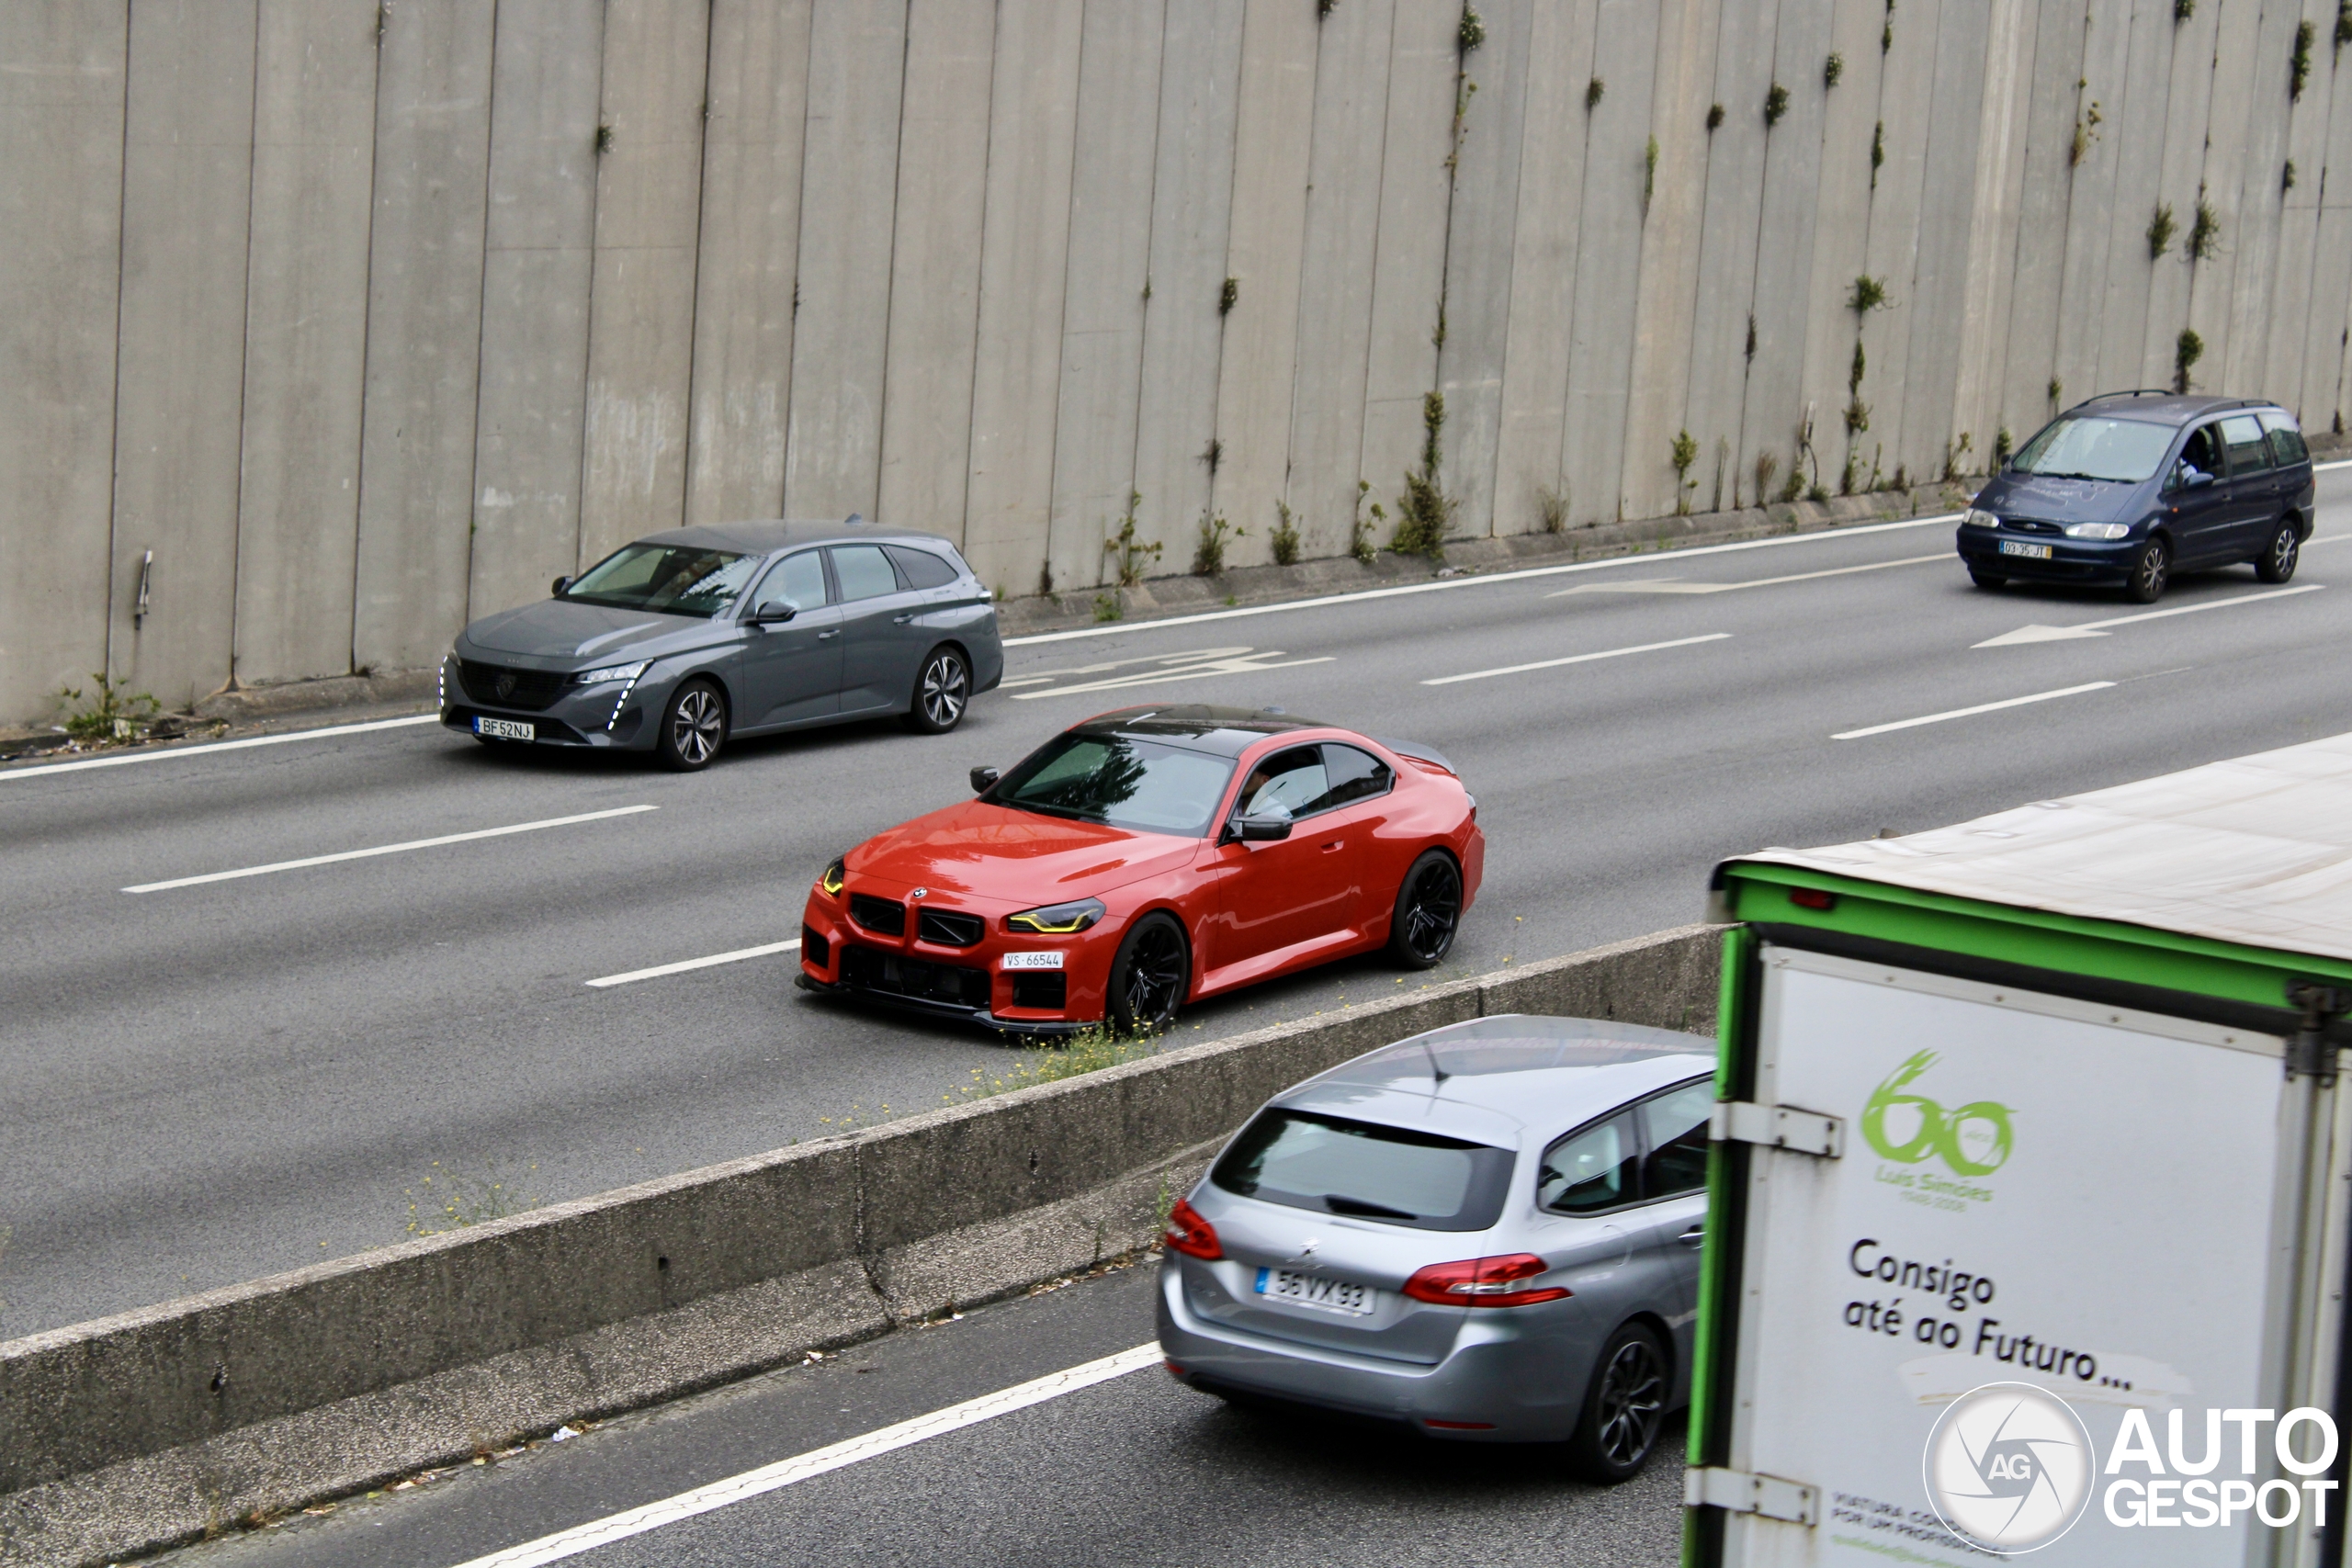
[1955, 391, 2313, 604]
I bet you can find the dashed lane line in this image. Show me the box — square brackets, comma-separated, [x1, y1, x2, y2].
[122, 806, 659, 893]
[1421, 633, 1733, 686]
[1832, 682, 2116, 741]
[586, 939, 801, 987]
[1, 713, 441, 782]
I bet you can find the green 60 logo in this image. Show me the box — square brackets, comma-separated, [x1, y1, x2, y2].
[1861, 1051, 2016, 1177]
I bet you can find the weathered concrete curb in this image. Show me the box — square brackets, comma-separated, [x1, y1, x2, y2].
[0, 925, 1721, 1566]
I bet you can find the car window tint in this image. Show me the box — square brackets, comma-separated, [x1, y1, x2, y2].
[1211, 1109, 1517, 1232]
[994, 733, 1237, 836]
[2010, 415, 2176, 482]
[755, 551, 828, 613]
[2177, 423, 2222, 479]
[1306, 744, 1394, 812]
[565, 544, 757, 618]
[2220, 414, 2273, 473]
[884, 545, 958, 590]
[2259, 411, 2311, 466]
[1238, 746, 1328, 819]
[1638, 1079, 1714, 1200]
[1539, 1111, 1639, 1214]
[830, 544, 902, 602]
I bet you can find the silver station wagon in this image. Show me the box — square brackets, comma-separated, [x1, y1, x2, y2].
[1158, 1015, 1715, 1480]
[442, 520, 1004, 771]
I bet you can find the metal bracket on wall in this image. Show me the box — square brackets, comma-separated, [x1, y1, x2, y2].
[1709, 1100, 1845, 1158]
[1685, 1466, 1820, 1526]
[133, 549, 153, 629]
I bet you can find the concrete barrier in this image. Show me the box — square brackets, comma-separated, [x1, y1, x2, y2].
[0, 923, 1721, 1565]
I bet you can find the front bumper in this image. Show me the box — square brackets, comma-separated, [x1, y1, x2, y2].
[439, 655, 660, 749]
[1154, 1260, 1587, 1443]
[1954, 525, 2138, 584]
[797, 886, 1119, 1034]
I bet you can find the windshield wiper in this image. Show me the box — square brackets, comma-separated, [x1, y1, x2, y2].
[1002, 799, 1087, 822]
[1323, 1193, 1418, 1220]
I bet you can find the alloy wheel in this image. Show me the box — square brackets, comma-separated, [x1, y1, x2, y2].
[1593, 1337, 1668, 1469]
[2266, 527, 2300, 582]
[1402, 858, 1462, 963]
[672, 687, 724, 766]
[2129, 538, 2169, 604]
[1122, 920, 1187, 1028]
[921, 651, 969, 729]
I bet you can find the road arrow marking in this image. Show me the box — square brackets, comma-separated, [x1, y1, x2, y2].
[1973, 582, 2324, 648]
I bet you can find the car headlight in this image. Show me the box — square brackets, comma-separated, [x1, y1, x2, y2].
[573, 660, 650, 688]
[2062, 521, 2131, 540]
[820, 857, 846, 897]
[1006, 897, 1106, 934]
[1962, 508, 2001, 528]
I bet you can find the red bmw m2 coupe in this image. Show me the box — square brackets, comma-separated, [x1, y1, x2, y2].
[798, 705, 1484, 1034]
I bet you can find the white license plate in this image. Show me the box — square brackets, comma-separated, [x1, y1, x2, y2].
[1998, 540, 2053, 559]
[1255, 1267, 1376, 1317]
[1001, 951, 1064, 970]
[473, 716, 535, 741]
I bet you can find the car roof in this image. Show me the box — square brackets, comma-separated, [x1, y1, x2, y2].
[628, 519, 965, 555]
[2059, 391, 2288, 426]
[1272, 1014, 1717, 1146]
[1071, 705, 1340, 757]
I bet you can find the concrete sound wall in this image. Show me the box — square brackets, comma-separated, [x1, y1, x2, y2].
[7, 0, 2348, 722]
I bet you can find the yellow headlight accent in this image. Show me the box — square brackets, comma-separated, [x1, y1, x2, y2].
[820, 859, 846, 897]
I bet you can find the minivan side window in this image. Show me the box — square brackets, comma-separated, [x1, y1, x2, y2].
[1539, 1111, 1639, 1214]
[2174, 423, 2223, 487]
[2219, 413, 2273, 474]
[2259, 411, 2311, 467]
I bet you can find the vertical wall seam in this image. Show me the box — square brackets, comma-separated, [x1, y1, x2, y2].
[1116, 1, 1170, 573]
[1204, 4, 1250, 525]
[776, 0, 813, 516]
[1037, 0, 1092, 588]
[678, 0, 718, 525]
[348, 0, 390, 675]
[101, 1, 134, 684]
[574, 0, 612, 572]
[1351, 1, 1396, 513]
[461, 0, 504, 622]
[950, 0, 1002, 551]
[865, 0, 915, 524]
[1276, 8, 1333, 513]
[225, 3, 266, 689]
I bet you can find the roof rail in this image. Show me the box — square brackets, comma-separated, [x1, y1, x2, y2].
[2077, 388, 2174, 402]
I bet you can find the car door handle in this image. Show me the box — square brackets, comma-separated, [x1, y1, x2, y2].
[1678, 1224, 1704, 1246]
[817, 628, 839, 640]
[891, 613, 914, 624]
[1320, 840, 1344, 852]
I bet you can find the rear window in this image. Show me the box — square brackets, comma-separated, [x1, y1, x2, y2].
[886, 545, 959, 590]
[1212, 1110, 1516, 1233]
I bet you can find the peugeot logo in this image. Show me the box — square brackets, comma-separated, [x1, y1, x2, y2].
[493, 671, 517, 700]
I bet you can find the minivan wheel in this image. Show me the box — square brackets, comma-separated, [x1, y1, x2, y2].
[1105, 912, 1188, 1035]
[1566, 1322, 1671, 1483]
[1966, 569, 2007, 591]
[656, 679, 728, 771]
[2125, 537, 2169, 604]
[901, 645, 971, 734]
[2256, 521, 2301, 584]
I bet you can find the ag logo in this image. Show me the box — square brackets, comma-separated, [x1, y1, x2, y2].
[1923, 1382, 2094, 1553]
[1863, 1051, 2016, 1176]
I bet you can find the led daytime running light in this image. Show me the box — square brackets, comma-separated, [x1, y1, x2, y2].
[820, 858, 846, 897]
[1005, 897, 1106, 934]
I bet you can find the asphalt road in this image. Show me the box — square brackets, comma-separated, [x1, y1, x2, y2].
[153, 1257, 1687, 1568]
[6, 482, 2352, 1337]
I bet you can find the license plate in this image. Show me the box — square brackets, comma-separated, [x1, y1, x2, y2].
[1998, 540, 2053, 559]
[473, 716, 535, 741]
[1255, 1267, 1376, 1317]
[1001, 951, 1064, 970]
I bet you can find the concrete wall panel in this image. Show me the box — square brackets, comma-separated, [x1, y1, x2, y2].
[1128, 1, 1244, 555]
[2096, 0, 2173, 392]
[1962, 0, 2051, 456]
[232, 0, 379, 687]
[2191, 0, 2271, 390]
[2140, 0, 2217, 387]
[783, 0, 908, 522]
[578, 0, 709, 567]
[1894, 0, 1992, 479]
[2298, 9, 2352, 424]
[2052, 0, 2120, 418]
[1560, 0, 1660, 524]
[2261, 1, 2333, 413]
[1358, 3, 1456, 528]
[1042, 0, 1163, 590]
[1209, 0, 1320, 564]
[1685, 0, 1778, 513]
[962, 0, 1084, 595]
[467, 0, 604, 620]
[1285, 0, 1401, 559]
[1800, 0, 1888, 493]
[684, 0, 811, 528]
[2220, 0, 2303, 394]
[1737, 0, 1834, 499]
[109, 0, 259, 711]
[350, 0, 494, 674]
[1858, 0, 1939, 483]
[0, 5, 127, 725]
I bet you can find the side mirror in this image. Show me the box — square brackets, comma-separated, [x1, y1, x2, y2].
[752, 598, 798, 624]
[551, 575, 571, 596]
[2185, 468, 2215, 489]
[1236, 813, 1294, 842]
[969, 765, 1000, 795]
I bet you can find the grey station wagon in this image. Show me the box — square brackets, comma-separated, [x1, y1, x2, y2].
[1159, 1015, 1715, 1481]
[441, 520, 1004, 771]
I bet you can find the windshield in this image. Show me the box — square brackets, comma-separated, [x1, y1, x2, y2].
[990, 732, 1236, 837]
[563, 544, 760, 618]
[1212, 1110, 1516, 1232]
[2010, 416, 2175, 482]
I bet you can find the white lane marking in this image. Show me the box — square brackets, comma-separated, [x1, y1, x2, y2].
[1002, 514, 1963, 647]
[122, 806, 658, 893]
[1420, 633, 1733, 686]
[1547, 553, 1951, 595]
[586, 939, 802, 988]
[447, 1343, 1163, 1568]
[1972, 582, 2325, 647]
[1012, 651, 1335, 699]
[1, 713, 440, 782]
[2314, 458, 2352, 471]
[1833, 682, 2116, 740]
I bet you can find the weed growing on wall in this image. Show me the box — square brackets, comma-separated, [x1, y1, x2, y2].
[1825, 51, 1844, 89]
[1217, 276, 1238, 316]
[2175, 0, 2194, 22]
[1765, 82, 1790, 127]
[1871, 120, 1885, 187]
[1706, 102, 1724, 132]
[1992, 426, 2013, 468]
[1270, 501, 1301, 566]
[1350, 479, 1378, 565]
[1745, 313, 1758, 361]
[1456, 4, 1485, 53]
[1753, 450, 1780, 505]
[2147, 202, 2176, 259]
[2286, 159, 2299, 192]
[1392, 392, 1455, 558]
[2175, 328, 2204, 392]
[1670, 429, 1699, 513]
[1940, 432, 1973, 483]
[1883, 0, 1895, 53]
[2188, 193, 2220, 261]
[1849, 275, 1888, 314]
[1103, 491, 1161, 587]
[403, 1159, 541, 1238]
[2071, 101, 2102, 166]
[2338, 0, 2352, 52]
[2292, 19, 2315, 98]
[1643, 137, 1658, 209]
[1587, 76, 1604, 110]
[1092, 593, 1123, 623]
[55, 671, 159, 742]
[1192, 512, 1241, 575]
[2048, 377, 2064, 405]
[1536, 482, 1568, 533]
[945, 1025, 1164, 1107]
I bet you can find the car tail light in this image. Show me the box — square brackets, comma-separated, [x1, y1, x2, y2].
[1790, 887, 1836, 910]
[1163, 1197, 1222, 1259]
[1401, 1253, 1568, 1308]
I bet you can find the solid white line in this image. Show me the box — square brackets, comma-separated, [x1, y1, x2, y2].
[2068, 581, 2324, 632]
[2314, 457, 2352, 471]
[586, 939, 802, 987]
[1420, 633, 1733, 686]
[1, 713, 441, 781]
[1003, 513, 1963, 647]
[447, 1344, 1163, 1568]
[122, 806, 659, 893]
[1833, 682, 2116, 740]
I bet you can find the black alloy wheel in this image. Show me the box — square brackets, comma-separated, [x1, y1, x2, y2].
[1106, 912, 1188, 1034]
[1966, 568, 2006, 591]
[902, 645, 972, 734]
[2256, 521, 2301, 584]
[657, 679, 728, 772]
[1385, 850, 1463, 970]
[1566, 1322, 1671, 1483]
[2125, 536, 2170, 604]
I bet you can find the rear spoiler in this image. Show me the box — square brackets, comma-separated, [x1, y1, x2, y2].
[1376, 737, 1457, 775]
